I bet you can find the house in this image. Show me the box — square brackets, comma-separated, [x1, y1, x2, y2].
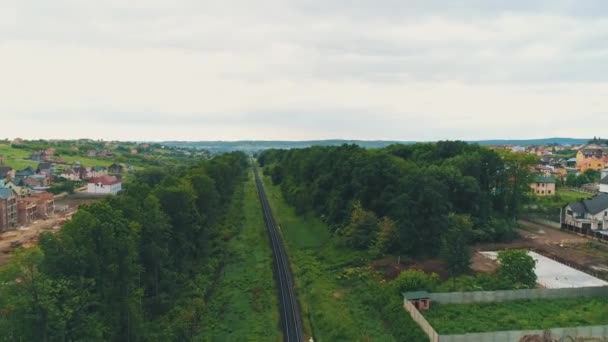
[108, 163, 124, 174]
[562, 193, 608, 233]
[37, 162, 53, 173]
[0, 166, 15, 180]
[599, 169, 608, 194]
[28, 192, 55, 218]
[87, 175, 122, 195]
[530, 175, 556, 196]
[87, 149, 98, 157]
[0, 187, 18, 232]
[91, 166, 107, 177]
[4, 181, 31, 197]
[17, 199, 36, 225]
[76, 166, 93, 180]
[15, 166, 35, 178]
[576, 145, 608, 172]
[60, 168, 80, 181]
[403, 291, 431, 311]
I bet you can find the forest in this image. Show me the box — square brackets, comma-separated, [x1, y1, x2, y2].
[258, 141, 536, 257]
[0, 152, 249, 341]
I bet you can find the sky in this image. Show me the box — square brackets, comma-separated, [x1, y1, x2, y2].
[1, 0, 607, 141]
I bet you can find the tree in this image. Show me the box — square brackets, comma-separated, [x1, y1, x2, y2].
[372, 217, 399, 255]
[441, 214, 473, 276]
[391, 270, 440, 295]
[497, 249, 537, 288]
[341, 202, 378, 249]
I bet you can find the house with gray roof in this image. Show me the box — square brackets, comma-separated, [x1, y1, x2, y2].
[562, 193, 608, 235]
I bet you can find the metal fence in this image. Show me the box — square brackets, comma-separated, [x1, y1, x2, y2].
[428, 286, 608, 304]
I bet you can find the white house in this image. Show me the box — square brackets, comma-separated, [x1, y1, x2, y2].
[562, 193, 608, 233]
[600, 168, 608, 194]
[87, 176, 122, 195]
[60, 169, 80, 181]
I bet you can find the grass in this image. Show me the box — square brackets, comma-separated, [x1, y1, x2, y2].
[534, 189, 594, 210]
[0, 144, 37, 170]
[200, 171, 281, 341]
[261, 173, 427, 342]
[424, 297, 608, 334]
[0, 144, 112, 169]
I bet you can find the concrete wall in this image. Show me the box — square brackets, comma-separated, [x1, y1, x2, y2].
[439, 326, 608, 342]
[403, 300, 439, 342]
[428, 286, 608, 304]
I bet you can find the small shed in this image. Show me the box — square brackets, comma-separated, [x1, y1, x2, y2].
[403, 291, 431, 311]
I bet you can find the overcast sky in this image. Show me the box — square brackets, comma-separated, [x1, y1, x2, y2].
[2, 1, 607, 141]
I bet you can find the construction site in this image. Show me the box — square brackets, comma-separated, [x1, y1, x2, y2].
[0, 195, 100, 266]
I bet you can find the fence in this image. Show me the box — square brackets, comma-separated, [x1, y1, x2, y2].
[428, 286, 608, 304]
[403, 287, 608, 342]
[439, 326, 608, 342]
[403, 301, 439, 342]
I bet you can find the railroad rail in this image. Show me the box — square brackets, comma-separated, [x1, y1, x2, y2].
[253, 166, 304, 342]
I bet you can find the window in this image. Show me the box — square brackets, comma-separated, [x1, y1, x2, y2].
[548, 190, 552, 194]
[541, 190, 545, 194]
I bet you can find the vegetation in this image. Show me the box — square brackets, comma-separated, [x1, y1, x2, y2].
[425, 297, 608, 334]
[259, 141, 533, 258]
[200, 171, 280, 341]
[261, 175, 428, 341]
[0, 152, 252, 340]
[565, 169, 601, 187]
[496, 249, 537, 289]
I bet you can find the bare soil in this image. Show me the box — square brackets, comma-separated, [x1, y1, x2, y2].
[0, 196, 101, 267]
[474, 220, 608, 281]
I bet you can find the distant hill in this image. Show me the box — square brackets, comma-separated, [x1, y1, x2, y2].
[160, 138, 589, 153]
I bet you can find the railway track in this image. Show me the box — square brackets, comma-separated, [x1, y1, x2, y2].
[254, 166, 304, 342]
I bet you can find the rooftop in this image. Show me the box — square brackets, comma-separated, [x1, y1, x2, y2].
[568, 193, 608, 215]
[403, 291, 430, 300]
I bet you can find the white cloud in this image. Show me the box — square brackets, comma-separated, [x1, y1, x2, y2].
[1, 0, 608, 140]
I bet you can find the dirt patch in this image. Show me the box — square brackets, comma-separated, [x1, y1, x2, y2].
[372, 256, 449, 280]
[471, 252, 498, 273]
[0, 196, 102, 267]
[475, 220, 608, 281]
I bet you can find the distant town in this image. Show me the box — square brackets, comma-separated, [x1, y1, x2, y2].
[0, 138, 208, 261]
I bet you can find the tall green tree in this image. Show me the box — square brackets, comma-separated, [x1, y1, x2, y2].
[441, 214, 473, 276]
[342, 202, 378, 249]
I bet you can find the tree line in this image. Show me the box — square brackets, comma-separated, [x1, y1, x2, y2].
[0, 152, 249, 341]
[259, 142, 536, 259]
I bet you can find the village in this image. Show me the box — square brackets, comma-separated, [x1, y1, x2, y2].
[0, 140, 152, 265]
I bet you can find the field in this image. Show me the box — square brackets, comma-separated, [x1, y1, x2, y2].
[534, 189, 594, 210]
[0, 143, 113, 169]
[424, 297, 608, 334]
[0, 144, 38, 169]
[200, 172, 281, 341]
[261, 173, 427, 342]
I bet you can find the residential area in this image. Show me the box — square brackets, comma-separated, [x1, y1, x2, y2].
[0, 139, 177, 266]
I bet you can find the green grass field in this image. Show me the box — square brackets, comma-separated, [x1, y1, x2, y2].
[200, 172, 281, 341]
[261, 173, 427, 342]
[534, 189, 594, 209]
[0, 144, 113, 169]
[424, 297, 608, 334]
[0, 144, 38, 170]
